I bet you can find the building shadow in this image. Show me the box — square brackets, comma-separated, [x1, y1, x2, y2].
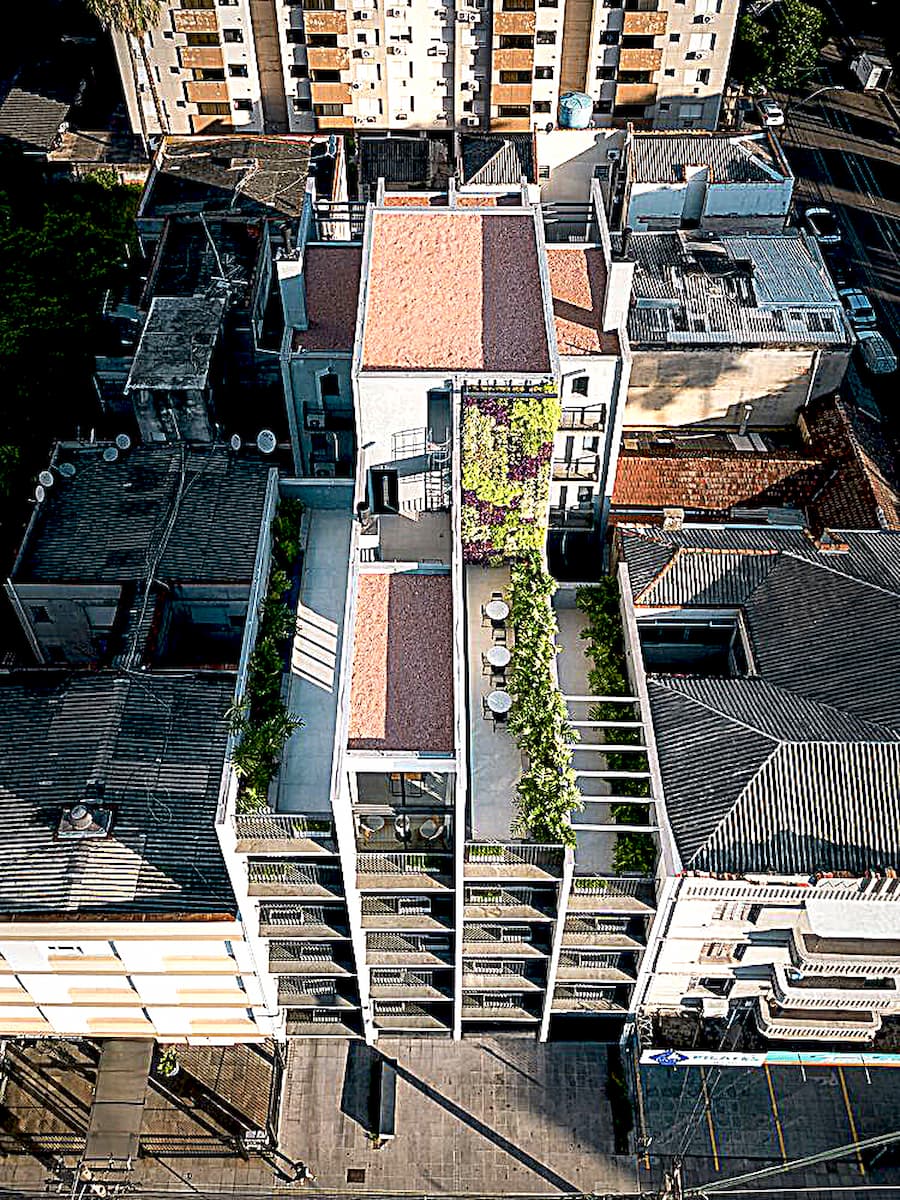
[339, 1042, 380, 1134]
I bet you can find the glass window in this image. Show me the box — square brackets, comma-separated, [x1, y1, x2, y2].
[222, 28, 244, 42]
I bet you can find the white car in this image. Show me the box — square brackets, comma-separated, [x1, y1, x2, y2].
[756, 97, 785, 126]
[838, 288, 877, 331]
[803, 206, 842, 246]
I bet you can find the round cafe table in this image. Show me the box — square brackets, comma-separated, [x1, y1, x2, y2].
[485, 599, 509, 622]
[486, 644, 511, 669]
[487, 689, 513, 715]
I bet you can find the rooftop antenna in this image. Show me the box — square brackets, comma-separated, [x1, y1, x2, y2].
[256, 429, 277, 455]
[38, 470, 54, 488]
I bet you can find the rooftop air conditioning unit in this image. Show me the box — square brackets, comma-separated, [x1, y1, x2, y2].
[456, 10, 470, 19]
[606, 147, 620, 161]
[462, 115, 480, 126]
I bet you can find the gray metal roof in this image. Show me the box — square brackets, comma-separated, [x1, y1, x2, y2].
[461, 135, 534, 186]
[0, 672, 236, 916]
[16, 443, 271, 585]
[628, 132, 789, 186]
[623, 526, 900, 874]
[127, 297, 225, 392]
[625, 230, 849, 348]
[359, 136, 432, 186]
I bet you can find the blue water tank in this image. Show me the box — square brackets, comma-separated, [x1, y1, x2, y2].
[558, 92, 593, 129]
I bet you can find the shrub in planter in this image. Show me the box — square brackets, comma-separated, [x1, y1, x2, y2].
[156, 1048, 180, 1078]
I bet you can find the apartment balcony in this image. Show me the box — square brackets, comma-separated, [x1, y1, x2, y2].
[285, 1009, 362, 1037]
[463, 925, 551, 958]
[562, 917, 646, 952]
[773, 965, 899, 1013]
[568, 876, 656, 915]
[622, 10, 667, 35]
[461, 995, 541, 1022]
[552, 456, 600, 482]
[366, 933, 454, 968]
[361, 896, 454, 933]
[248, 862, 344, 899]
[555, 951, 636, 983]
[303, 9, 348, 33]
[551, 985, 628, 1014]
[370, 969, 454, 1001]
[357, 852, 453, 891]
[355, 812, 453, 854]
[559, 408, 606, 432]
[462, 968, 544, 991]
[464, 843, 565, 881]
[464, 885, 557, 923]
[172, 8, 218, 31]
[277, 978, 359, 1008]
[258, 905, 350, 940]
[269, 941, 355, 975]
[756, 994, 882, 1043]
[234, 814, 336, 856]
[373, 1002, 452, 1032]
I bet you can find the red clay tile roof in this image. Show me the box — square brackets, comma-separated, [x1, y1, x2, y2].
[802, 395, 900, 532]
[361, 210, 550, 372]
[348, 572, 454, 752]
[293, 244, 362, 352]
[612, 450, 827, 518]
[547, 247, 615, 356]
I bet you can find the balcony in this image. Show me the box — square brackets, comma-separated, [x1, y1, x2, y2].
[258, 905, 349, 940]
[622, 10, 667, 35]
[461, 996, 541, 1022]
[355, 812, 453, 853]
[756, 994, 882, 1043]
[234, 814, 336, 856]
[356, 853, 453, 891]
[366, 934, 453, 967]
[559, 408, 606, 432]
[464, 843, 565, 881]
[551, 986, 628, 1014]
[464, 885, 556, 922]
[568, 876, 656, 915]
[370, 969, 454, 1001]
[361, 896, 454, 933]
[277, 978, 359, 1008]
[561, 917, 646, 951]
[248, 862, 344, 899]
[373, 1002, 452, 1032]
[463, 925, 550, 958]
[269, 941, 355, 975]
[555, 951, 636, 983]
[552, 456, 600, 482]
[285, 1009, 362, 1037]
[303, 9, 348, 33]
[462, 966, 544, 991]
[773, 965, 898, 1013]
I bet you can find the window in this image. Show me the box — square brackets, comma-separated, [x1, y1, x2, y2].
[536, 29, 556, 43]
[679, 102, 703, 118]
[195, 67, 225, 80]
[619, 69, 652, 83]
[182, 0, 215, 7]
[498, 104, 531, 117]
[593, 98, 613, 113]
[577, 486, 593, 503]
[582, 436, 599, 452]
[292, 97, 312, 111]
[499, 34, 533, 47]
[695, 67, 710, 84]
[571, 376, 589, 396]
[621, 34, 654, 48]
[614, 103, 649, 117]
[658, 101, 670, 109]
[186, 31, 219, 44]
[533, 100, 551, 113]
[702, 977, 735, 997]
[30, 606, 51, 623]
[700, 942, 736, 961]
[313, 68, 342, 81]
[304, 0, 337, 7]
[290, 64, 309, 77]
[219, 0, 239, 5]
[222, 28, 244, 42]
[500, 69, 531, 83]
[233, 98, 253, 110]
[170, 63, 181, 74]
[314, 102, 344, 115]
[663, 69, 675, 77]
[286, 28, 306, 41]
[535, 65, 553, 79]
[307, 32, 338, 45]
[503, 0, 535, 9]
[229, 63, 249, 76]
[197, 101, 231, 114]
[600, 30, 619, 44]
[596, 66, 615, 80]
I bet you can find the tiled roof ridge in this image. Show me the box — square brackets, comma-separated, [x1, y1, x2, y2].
[632, 544, 683, 603]
[685, 741, 783, 868]
[633, 542, 780, 602]
[649, 676, 783, 744]
[781, 544, 900, 603]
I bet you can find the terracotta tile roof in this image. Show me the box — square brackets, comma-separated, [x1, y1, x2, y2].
[348, 572, 454, 752]
[546, 247, 616, 356]
[802, 395, 900, 532]
[293, 244, 362, 352]
[612, 449, 827, 519]
[361, 210, 550, 372]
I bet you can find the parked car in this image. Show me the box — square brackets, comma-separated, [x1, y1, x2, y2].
[803, 206, 842, 246]
[838, 287, 878, 330]
[857, 329, 897, 375]
[756, 97, 785, 126]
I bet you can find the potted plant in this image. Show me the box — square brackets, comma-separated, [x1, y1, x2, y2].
[156, 1047, 180, 1079]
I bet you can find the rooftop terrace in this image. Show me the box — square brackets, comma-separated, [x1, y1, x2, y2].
[348, 571, 454, 753]
[360, 210, 551, 373]
[547, 247, 617, 357]
[292, 244, 362, 353]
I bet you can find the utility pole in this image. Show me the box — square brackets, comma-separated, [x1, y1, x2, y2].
[657, 1161, 683, 1200]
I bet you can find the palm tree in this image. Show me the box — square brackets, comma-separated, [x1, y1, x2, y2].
[85, 0, 168, 141]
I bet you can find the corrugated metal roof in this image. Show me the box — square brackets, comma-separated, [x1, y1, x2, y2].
[628, 132, 787, 185]
[637, 547, 780, 606]
[626, 230, 848, 348]
[359, 136, 432, 185]
[461, 135, 534, 186]
[0, 672, 236, 916]
[16, 444, 270, 585]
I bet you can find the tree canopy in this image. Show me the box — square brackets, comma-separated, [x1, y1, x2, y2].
[734, 0, 828, 91]
[82, 0, 161, 36]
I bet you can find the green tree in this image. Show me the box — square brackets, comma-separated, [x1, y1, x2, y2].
[734, 0, 827, 91]
[83, 0, 167, 140]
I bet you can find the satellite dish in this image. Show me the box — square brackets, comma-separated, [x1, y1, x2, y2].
[230, 433, 242, 452]
[115, 433, 132, 451]
[58, 462, 76, 478]
[35, 484, 46, 503]
[256, 429, 277, 455]
[102, 446, 119, 463]
[38, 470, 54, 488]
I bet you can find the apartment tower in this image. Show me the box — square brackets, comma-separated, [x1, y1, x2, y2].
[111, 0, 738, 136]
